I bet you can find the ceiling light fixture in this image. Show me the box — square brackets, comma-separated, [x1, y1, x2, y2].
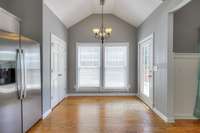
[92, 0, 112, 44]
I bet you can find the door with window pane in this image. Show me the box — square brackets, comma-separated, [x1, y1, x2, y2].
[139, 35, 154, 108]
[77, 44, 100, 90]
[103, 44, 129, 90]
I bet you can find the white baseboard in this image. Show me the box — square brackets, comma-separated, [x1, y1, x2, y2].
[137, 96, 174, 123]
[153, 108, 175, 123]
[66, 93, 137, 97]
[42, 109, 52, 119]
[175, 114, 198, 120]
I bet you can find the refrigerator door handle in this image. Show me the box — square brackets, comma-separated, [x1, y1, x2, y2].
[16, 49, 20, 99]
[21, 49, 27, 98]
[16, 49, 23, 100]
[20, 49, 24, 100]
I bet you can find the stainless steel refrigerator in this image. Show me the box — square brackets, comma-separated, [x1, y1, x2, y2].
[0, 12, 42, 133]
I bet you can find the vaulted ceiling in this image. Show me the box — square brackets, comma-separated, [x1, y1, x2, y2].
[44, 0, 163, 28]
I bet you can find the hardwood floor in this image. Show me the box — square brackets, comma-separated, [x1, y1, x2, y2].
[28, 96, 200, 133]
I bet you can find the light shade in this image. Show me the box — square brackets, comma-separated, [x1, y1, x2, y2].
[93, 28, 100, 34]
[105, 28, 112, 34]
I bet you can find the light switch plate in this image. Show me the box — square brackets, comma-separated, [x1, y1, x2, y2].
[153, 66, 158, 72]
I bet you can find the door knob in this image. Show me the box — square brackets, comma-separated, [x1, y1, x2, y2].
[148, 75, 153, 78]
[58, 74, 62, 76]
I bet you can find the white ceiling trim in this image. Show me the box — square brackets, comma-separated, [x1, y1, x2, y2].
[44, 0, 163, 28]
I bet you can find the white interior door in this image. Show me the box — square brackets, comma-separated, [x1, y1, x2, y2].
[57, 43, 67, 101]
[139, 35, 154, 108]
[51, 42, 59, 108]
[51, 34, 67, 108]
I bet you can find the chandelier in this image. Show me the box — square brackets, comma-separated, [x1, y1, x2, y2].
[92, 0, 112, 44]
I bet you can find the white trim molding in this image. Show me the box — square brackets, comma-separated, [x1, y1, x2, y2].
[174, 53, 200, 59]
[66, 93, 138, 97]
[175, 114, 198, 120]
[42, 109, 52, 119]
[138, 33, 154, 45]
[153, 108, 175, 123]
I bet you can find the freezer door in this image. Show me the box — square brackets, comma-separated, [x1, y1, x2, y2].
[21, 38, 41, 132]
[0, 31, 22, 133]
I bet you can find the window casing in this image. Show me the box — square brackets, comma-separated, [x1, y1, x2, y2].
[76, 43, 129, 91]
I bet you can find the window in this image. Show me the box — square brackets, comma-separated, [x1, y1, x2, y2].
[77, 43, 129, 91]
[104, 44, 128, 89]
[77, 44, 100, 88]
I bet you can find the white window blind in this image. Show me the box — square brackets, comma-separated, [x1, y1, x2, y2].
[77, 45, 100, 88]
[104, 45, 128, 89]
[77, 43, 129, 91]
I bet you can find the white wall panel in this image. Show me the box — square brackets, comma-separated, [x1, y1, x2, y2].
[174, 53, 199, 119]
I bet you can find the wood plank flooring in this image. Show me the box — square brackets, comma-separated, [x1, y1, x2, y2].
[28, 96, 200, 133]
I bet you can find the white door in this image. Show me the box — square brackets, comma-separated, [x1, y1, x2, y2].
[51, 42, 59, 108]
[138, 35, 154, 108]
[51, 34, 67, 108]
[58, 44, 67, 101]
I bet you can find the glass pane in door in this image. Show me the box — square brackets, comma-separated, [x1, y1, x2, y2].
[143, 46, 150, 97]
[140, 39, 153, 99]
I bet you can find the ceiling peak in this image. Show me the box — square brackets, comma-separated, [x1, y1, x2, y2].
[44, 0, 162, 28]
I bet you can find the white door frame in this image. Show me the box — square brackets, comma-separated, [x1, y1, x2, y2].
[50, 33, 67, 109]
[138, 33, 154, 108]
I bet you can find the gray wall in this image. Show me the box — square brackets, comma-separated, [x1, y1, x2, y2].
[0, 0, 8, 10]
[6, 0, 43, 44]
[174, 0, 200, 53]
[137, 0, 184, 117]
[68, 14, 137, 93]
[43, 4, 68, 112]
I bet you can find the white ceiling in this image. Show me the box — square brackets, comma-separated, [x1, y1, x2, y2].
[44, 0, 163, 28]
